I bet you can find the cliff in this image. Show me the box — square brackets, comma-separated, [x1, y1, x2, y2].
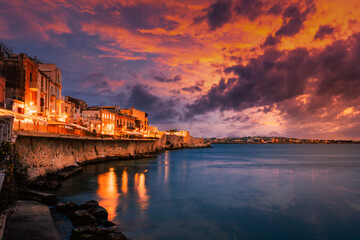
[15, 132, 209, 180]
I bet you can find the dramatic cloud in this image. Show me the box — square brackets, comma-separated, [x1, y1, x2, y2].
[126, 84, 180, 123]
[181, 80, 204, 93]
[199, 0, 285, 30]
[206, 0, 233, 30]
[263, 1, 316, 47]
[314, 25, 334, 40]
[153, 74, 182, 83]
[186, 32, 360, 137]
[2, 0, 360, 138]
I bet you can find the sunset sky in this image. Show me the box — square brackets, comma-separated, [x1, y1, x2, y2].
[1, 0, 360, 139]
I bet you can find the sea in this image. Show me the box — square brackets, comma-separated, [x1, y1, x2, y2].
[53, 144, 360, 240]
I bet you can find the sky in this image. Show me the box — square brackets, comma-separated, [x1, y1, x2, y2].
[1, 0, 360, 139]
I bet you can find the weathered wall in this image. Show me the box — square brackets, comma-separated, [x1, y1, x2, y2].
[15, 133, 208, 179]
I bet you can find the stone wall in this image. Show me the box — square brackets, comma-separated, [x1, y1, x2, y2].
[15, 132, 208, 179]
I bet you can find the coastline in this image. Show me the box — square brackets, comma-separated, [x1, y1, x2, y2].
[3, 139, 211, 240]
[14, 132, 210, 180]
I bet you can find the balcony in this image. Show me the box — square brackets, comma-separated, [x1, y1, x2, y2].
[29, 82, 38, 91]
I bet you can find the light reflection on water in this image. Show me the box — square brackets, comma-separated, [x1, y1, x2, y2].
[55, 145, 360, 240]
[97, 167, 119, 221]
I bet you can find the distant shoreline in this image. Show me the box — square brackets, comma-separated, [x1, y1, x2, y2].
[206, 137, 360, 145]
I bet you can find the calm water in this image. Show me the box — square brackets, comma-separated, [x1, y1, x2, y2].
[54, 144, 360, 240]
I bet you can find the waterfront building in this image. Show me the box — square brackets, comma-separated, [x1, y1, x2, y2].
[0, 75, 5, 107]
[61, 99, 76, 123]
[65, 96, 88, 125]
[99, 106, 121, 114]
[82, 107, 115, 135]
[0, 45, 40, 116]
[38, 70, 51, 118]
[38, 63, 64, 121]
[148, 126, 158, 138]
[115, 113, 136, 137]
[121, 107, 149, 135]
[65, 96, 88, 111]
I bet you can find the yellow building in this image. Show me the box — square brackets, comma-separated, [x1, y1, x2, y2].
[121, 107, 149, 135]
[83, 107, 115, 135]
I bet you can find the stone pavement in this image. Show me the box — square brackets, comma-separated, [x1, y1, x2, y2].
[3, 200, 60, 240]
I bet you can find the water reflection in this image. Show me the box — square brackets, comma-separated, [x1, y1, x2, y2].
[134, 172, 149, 210]
[164, 151, 169, 184]
[97, 167, 119, 221]
[55, 145, 360, 240]
[121, 170, 128, 194]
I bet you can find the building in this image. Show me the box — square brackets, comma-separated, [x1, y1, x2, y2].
[0, 75, 5, 107]
[0, 115, 15, 143]
[61, 99, 76, 123]
[65, 96, 88, 111]
[121, 107, 148, 135]
[82, 107, 115, 135]
[148, 126, 158, 138]
[99, 106, 121, 114]
[38, 63, 64, 120]
[0, 45, 40, 116]
[115, 113, 136, 136]
[65, 96, 88, 125]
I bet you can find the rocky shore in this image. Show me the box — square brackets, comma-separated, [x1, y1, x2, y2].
[3, 137, 211, 240]
[56, 200, 128, 240]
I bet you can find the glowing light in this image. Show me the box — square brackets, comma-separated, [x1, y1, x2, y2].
[97, 167, 119, 221]
[121, 170, 128, 194]
[135, 173, 149, 210]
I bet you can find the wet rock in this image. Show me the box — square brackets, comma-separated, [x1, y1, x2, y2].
[71, 224, 98, 238]
[80, 200, 99, 210]
[71, 233, 101, 240]
[88, 206, 108, 221]
[102, 221, 116, 227]
[56, 202, 66, 213]
[108, 232, 129, 240]
[95, 227, 115, 239]
[66, 201, 80, 213]
[71, 210, 97, 226]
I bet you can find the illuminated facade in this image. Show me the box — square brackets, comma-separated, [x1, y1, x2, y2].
[38, 63, 64, 120]
[82, 107, 115, 135]
[115, 113, 136, 136]
[121, 107, 149, 135]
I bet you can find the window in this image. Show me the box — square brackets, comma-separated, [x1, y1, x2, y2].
[30, 72, 32, 82]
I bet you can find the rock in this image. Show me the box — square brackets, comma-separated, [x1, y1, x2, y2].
[71, 224, 98, 239]
[88, 206, 108, 221]
[108, 232, 129, 240]
[56, 202, 66, 213]
[102, 221, 116, 228]
[71, 233, 101, 240]
[29, 179, 62, 190]
[80, 200, 99, 210]
[95, 227, 115, 239]
[71, 210, 97, 226]
[66, 201, 79, 212]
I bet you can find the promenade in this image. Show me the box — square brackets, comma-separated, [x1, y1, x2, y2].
[3, 201, 60, 240]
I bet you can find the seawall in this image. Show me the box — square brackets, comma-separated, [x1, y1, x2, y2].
[15, 132, 209, 180]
